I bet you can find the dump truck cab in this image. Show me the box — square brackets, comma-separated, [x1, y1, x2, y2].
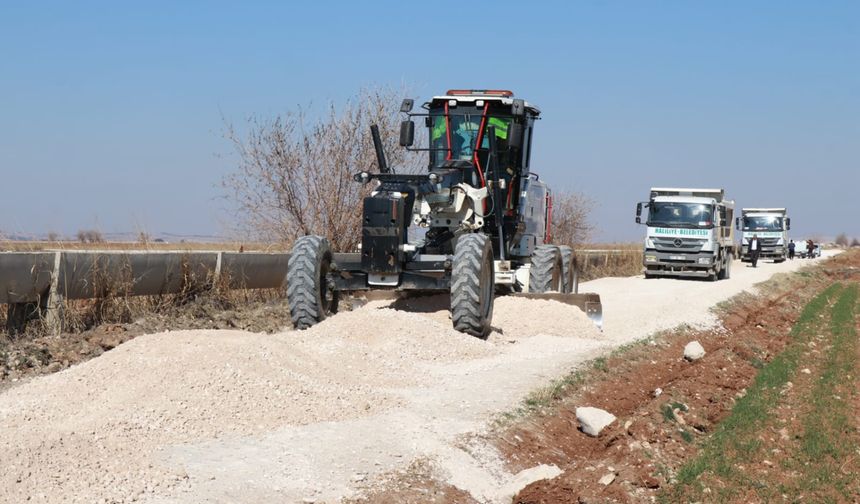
[736, 208, 790, 262]
[636, 188, 736, 281]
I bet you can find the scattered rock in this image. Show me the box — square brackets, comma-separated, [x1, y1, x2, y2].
[496, 464, 562, 503]
[654, 387, 663, 397]
[598, 473, 616, 486]
[576, 407, 617, 437]
[801, 368, 811, 374]
[683, 341, 706, 361]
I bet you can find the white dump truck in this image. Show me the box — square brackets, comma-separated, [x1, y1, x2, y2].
[736, 208, 791, 262]
[635, 188, 736, 281]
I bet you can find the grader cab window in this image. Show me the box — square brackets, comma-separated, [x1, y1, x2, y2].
[429, 112, 511, 165]
[430, 111, 513, 171]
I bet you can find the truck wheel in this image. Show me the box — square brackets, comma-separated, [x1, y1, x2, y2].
[451, 233, 495, 338]
[558, 246, 579, 294]
[529, 245, 563, 293]
[287, 235, 339, 330]
[719, 253, 733, 280]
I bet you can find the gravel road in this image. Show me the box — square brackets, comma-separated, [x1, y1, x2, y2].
[0, 253, 834, 503]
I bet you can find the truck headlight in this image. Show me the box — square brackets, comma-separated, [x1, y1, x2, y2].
[698, 257, 712, 264]
[645, 255, 657, 263]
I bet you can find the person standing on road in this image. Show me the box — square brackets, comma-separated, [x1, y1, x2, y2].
[806, 239, 815, 259]
[749, 234, 761, 267]
[788, 239, 796, 260]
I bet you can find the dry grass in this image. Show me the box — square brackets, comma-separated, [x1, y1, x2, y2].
[0, 241, 288, 252]
[0, 250, 283, 341]
[578, 243, 642, 281]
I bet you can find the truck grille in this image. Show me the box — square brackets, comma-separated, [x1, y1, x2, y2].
[652, 237, 707, 253]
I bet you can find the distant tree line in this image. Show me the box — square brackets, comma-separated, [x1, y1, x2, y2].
[834, 233, 860, 247]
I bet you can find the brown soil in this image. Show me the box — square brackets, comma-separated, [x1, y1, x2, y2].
[344, 460, 478, 504]
[505, 251, 860, 503]
[678, 277, 860, 502]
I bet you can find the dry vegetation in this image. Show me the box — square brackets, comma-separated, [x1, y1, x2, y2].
[578, 242, 643, 281]
[223, 87, 423, 251]
[0, 267, 290, 382]
[0, 240, 286, 252]
[551, 191, 597, 247]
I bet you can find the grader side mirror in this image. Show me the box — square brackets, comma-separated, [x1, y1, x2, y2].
[786, 217, 791, 230]
[635, 202, 642, 224]
[399, 120, 415, 147]
[400, 99, 414, 113]
[735, 217, 740, 230]
[512, 98, 526, 117]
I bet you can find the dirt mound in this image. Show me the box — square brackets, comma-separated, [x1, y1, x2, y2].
[0, 295, 296, 386]
[491, 296, 604, 340]
[1, 295, 597, 503]
[0, 328, 405, 502]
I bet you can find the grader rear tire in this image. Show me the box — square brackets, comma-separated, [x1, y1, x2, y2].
[558, 245, 579, 294]
[451, 234, 495, 338]
[287, 235, 339, 330]
[529, 245, 563, 293]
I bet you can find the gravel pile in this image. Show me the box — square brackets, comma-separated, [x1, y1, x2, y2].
[0, 295, 599, 503]
[491, 296, 604, 340]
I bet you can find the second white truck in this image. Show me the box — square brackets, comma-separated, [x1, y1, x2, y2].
[736, 208, 791, 262]
[636, 188, 736, 281]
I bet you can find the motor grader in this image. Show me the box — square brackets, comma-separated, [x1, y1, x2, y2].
[287, 89, 602, 337]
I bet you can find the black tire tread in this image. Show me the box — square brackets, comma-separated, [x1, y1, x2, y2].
[451, 234, 494, 338]
[287, 235, 332, 330]
[558, 245, 578, 294]
[529, 245, 562, 293]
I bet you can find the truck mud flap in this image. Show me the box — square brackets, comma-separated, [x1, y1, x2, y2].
[509, 292, 604, 330]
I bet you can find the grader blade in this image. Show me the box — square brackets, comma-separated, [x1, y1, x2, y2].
[510, 292, 604, 330]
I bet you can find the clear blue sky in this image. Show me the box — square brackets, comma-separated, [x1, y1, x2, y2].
[1, 1, 857, 242]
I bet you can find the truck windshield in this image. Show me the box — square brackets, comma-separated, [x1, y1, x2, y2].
[647, 203, 714, 228]
[743, 216, 783, 231]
